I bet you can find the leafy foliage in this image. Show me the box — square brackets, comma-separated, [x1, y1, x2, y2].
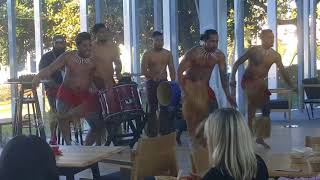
[0, 0, 313, 68]
[43, 0, 80, 50]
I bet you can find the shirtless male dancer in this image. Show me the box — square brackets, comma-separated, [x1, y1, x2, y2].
[178, 29, 234, 144]
[91, 23, 122, 90]
[90, 24, 122, 143]
[33, 32, 104, 145]
[230, 29, 296, 149]
[141, 31, 176, 137]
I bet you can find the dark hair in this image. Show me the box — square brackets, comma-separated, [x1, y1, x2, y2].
[75, 32, 91, 46]
[152, 31, 163, 38]
[0, 135, 58, 180]
[260, 29, 273, 38]
[203, 29, 218, 41]
[52, 35, 66, 43]
[91, 23, 107, 35]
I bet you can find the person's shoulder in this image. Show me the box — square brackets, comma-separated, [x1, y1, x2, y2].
[255, 154, 269, 179]
[107, 42, 118, 49]
[161, 48, 173, 58]
[203, 167, 229, 180]
[215, 49, 226, 59]
[255, 154, 265, 162]
[60, 51, 74, 59]
[162, 48, 171, 54]
[42, 50, 53, 57]
[248, 45, 260, 52]
[143, 50, 152, 57]
[271, 48, 281, 58]
[185, 45, 201, 57]
[256, 154, 267, 167]
[41, 51, 54, 60]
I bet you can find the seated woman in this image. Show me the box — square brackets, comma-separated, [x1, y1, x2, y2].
[182, 108, 269, 180]
[0, 135, 58, 180]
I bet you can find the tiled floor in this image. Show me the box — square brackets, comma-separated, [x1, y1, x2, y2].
[60, 110, 320, 180]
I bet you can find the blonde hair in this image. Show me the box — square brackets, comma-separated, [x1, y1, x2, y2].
[204, 108, 257, 180]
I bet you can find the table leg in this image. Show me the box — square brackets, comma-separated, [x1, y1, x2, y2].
[91, 163, 100, 180]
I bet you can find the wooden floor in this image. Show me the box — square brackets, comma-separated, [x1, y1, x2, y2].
[58, 110, 320, 180]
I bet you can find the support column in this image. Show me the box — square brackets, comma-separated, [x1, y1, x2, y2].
[7, 0, 17, 119]
[310, 0, 317, 77]
[303, 0, 310, 78]
[199, 0, 220, 107]
[123, 0, 133, 73]
[199, 0, 217, 32]
[95, 0, 103, 23]
[267, 0, 277, 98]
[80, 0, 88, 32]
[153, 0, 162, 31]
[217, 0, 228, 107]
[296, 0, 304, 110]
[131, 0, 140, 82]
[163, 0, 178, 72]
[234, 0, 245, 114]
[34, 0, 43, 73]
[217, 0, 228, 54]
[34, 0, 44, 114]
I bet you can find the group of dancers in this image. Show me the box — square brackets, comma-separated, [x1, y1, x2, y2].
[33, 23, 296, 149]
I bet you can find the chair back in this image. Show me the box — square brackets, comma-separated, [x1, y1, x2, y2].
[303, 78, 320, 100]
[131, 133, 178, 180]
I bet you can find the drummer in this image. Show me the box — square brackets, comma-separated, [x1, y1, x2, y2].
[141, 31, 176, 137]
[91, 23, 122, 90]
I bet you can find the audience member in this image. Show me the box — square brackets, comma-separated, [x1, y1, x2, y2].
[181, 108, 269, 180]
[0, 135, 58, 180]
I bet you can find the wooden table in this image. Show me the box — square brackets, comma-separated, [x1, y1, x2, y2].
[266, 153, 320, 178]
[102, 147, 132, 167]
[56, 146, 126, 180]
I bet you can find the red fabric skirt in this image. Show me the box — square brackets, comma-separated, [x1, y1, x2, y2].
[56, 85, 100, 113]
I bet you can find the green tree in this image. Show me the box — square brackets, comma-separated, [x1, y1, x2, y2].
[0, 1, 8, 66]
[0, 0, 317, 67]
[0, 0, 81, 67]
[43, 0, 80, 50]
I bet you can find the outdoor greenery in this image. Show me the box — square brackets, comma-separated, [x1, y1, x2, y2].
[0, 0, 319, 109]
[0, 0, 310, 67]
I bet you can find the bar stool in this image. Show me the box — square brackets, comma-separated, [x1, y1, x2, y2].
[13, 83, 46, 140]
